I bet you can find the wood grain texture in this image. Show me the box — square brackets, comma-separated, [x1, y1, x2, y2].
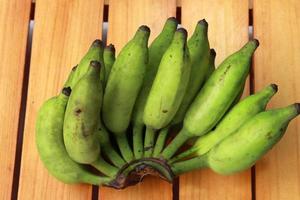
[106, 0, 177, 53]
[253, 0, 300, 199]
[179, 0, 252, 199]
[18, 0, 104, 199]
[0, 0, 31, 199]
[99, 0, 176, 199]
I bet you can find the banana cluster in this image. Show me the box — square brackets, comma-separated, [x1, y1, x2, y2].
[36, 18, 300, 188]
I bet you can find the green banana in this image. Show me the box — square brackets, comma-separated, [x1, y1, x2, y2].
[208, 103, 300, 175]
[170, 84, 278, 162]
[63, 61, 102, 164]
[103, 44, 116, 86]
[63, 65, 77, 88]
[153, 47, 216, 157]
[161, 39, 259, 159]
[131, 17, 178, 158]
[171, 103, 300, 175]
[36, 88, 110, 185]
[102, 26, 150, 162]
[71, 39, 104, 88]
[143, 28, 191, 156]
[171, 19, 210, 125]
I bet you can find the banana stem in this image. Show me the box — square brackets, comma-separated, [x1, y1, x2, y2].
[133, 124, 144, 159]
[152, 127, 169, 157]
[91, 156, 119, 177]
[170, 155, 208, 176]
[115, 133, 134, 162]
[102, 143, 126, 168]
[144, 127, 156, 157]
[80, 173, 112, 186]
[161, 128, 191, 160]
[169, 146, 198, 163]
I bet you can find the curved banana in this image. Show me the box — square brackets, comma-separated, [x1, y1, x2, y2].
[171, 19, 210, 125]
[63, 61, 102, 164]
[208, 103, 300, 175]
[171, 103, 300, 175]
[143, 28, 191, 156]
[131, 17, 178, 158]
[162, 39, 259, 159]
[170, 84, 278, 162]
[102, 26, 150, 162]
[36, 88, 110, 185]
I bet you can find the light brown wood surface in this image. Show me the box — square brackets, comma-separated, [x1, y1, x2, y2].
[179, 0, 252, 199]
[253, 0, 300, 199]
[106, 0, 177, 53]
[0, 0, 31, 199]
[18, 0, 104, 199]
[99, 0, 176, 199]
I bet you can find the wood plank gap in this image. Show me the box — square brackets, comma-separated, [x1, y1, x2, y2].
[249, 6, 256, 200]
[176, 6, 181, 24]
[172, 177, 179, 200]
[92, 185, 99, 200]
[11, 8, 34, 200]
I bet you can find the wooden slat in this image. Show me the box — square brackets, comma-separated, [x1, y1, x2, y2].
[106, 0, 177, 52]
[100, 0, 176, 199]
[253, 1, 300, 199]
[0, 0, 31, 199]
[180, 0, 252, 199]
[18, 1, 104, 199]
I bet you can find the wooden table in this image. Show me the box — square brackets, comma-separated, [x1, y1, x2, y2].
[1, 0, 299, 199]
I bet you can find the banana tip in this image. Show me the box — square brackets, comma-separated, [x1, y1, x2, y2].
[72, 65, 78, 71]
[92, 39, 104, 48]
[177, 28, 188, 38]
[295, 103, 300, 114]
[167, 17, 178, 24]
[90, 60, 101, 68]
[270, 84, 278, 92]
[106, 44, 115, 53]
[62, 87, 71, 96]
[210, 49, 216, 57]
[252, 38, 260, 47]
[198, 19, 208, 26]
[139, 25, 150, 32]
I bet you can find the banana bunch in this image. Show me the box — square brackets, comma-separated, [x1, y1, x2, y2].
[36, 18, 299, 188]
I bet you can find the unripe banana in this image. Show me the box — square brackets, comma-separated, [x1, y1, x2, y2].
[143, 28, 191, 129]
[102, 26, 150, 162]
[71, 39, 104, 88]
[103, 25, 150, 134]
[36, 88, 110, 185]
[131, 17, 178, 158]
[162, 39, 259, 159]
[171, 104, 300, 175]
[103, 44, 116, 86]
[171, 19, 210, 125]
[170, 84, 278, 162]
[64, 61, 102, 164]
[153, 47, 216, 157]
[143, 28, 191, 156]
[208, 103, 300, 175]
